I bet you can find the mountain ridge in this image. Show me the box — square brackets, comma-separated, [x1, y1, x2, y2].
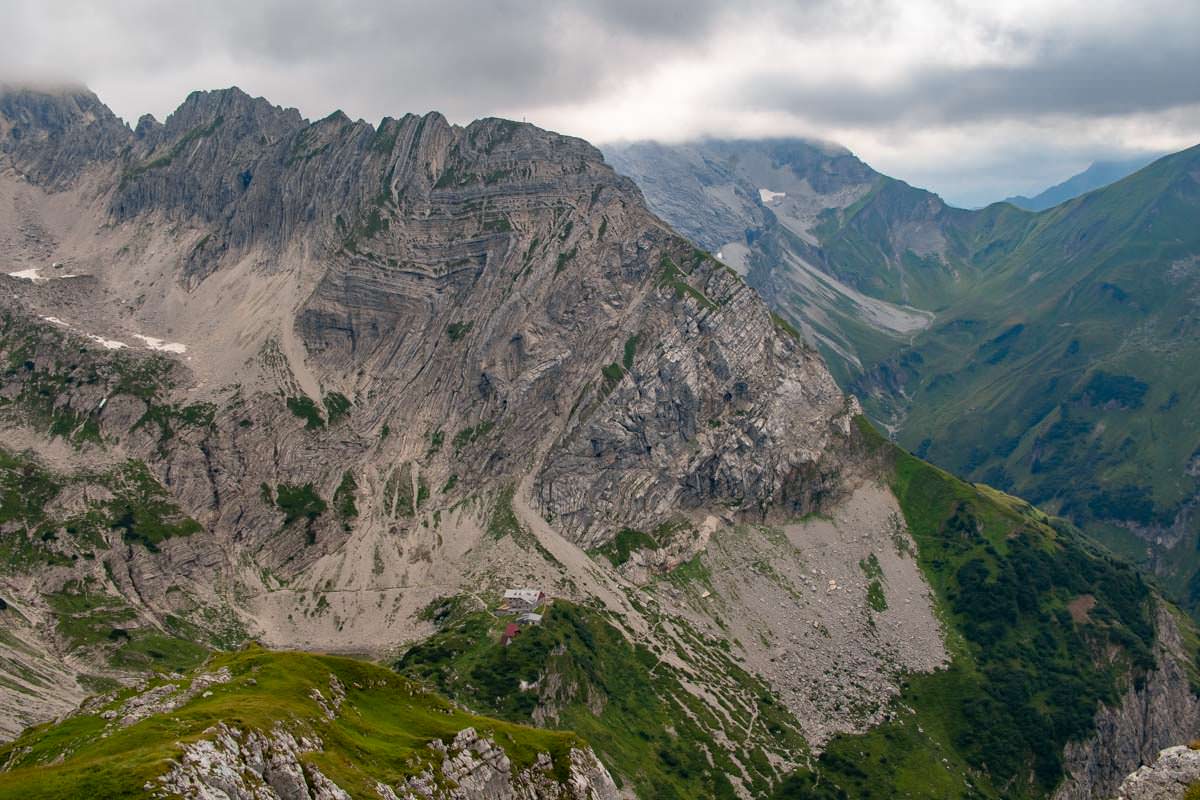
[0, 645, 621, 799]
[1002, 154, 1165, 211]
[0, 86, 1197, 799]
[0, 82, 883, 750]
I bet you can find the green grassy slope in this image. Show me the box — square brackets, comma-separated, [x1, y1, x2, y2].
[854, 144, 1200, 610]
[804, 177, 985, 310]
[0, 646, 585, 800]
[397, 599, 807, 800]
[774, 420, 1170, 799]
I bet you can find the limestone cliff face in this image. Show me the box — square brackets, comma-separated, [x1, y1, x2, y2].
[1055, 606, 1200, 800]
[0, 86, 129, 186]
[0, 84, 866, 737]
[0, 85, 856, 556]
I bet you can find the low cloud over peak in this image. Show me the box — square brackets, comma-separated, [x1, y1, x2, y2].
[3, 0, 1197, 206]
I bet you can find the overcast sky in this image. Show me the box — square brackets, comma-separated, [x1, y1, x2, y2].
[4, 0, 1198, 206]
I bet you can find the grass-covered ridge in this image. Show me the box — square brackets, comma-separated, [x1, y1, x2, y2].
[0, 646, 586, 800]
[780, 418, 1165, 799]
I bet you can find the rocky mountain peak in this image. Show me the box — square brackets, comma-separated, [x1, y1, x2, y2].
[0, 83, 114, 130]
[0, 83, 130, 185]
[0, 85, 856, 547]
[162, 86, 305, 143]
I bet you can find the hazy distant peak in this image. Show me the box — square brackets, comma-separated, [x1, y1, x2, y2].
[1003, 153, 1164, 211]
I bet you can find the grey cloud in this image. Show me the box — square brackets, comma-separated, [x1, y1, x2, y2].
[1, 0, 1197, 205]
[0, 0, 730, 124]
[738, 26, 1200, 127]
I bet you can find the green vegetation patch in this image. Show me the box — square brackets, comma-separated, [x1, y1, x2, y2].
[274, 483, 327, 528]
[1, 449, 201, 566]
[333, 471, 358, 525]
[486, 485, 522, 540]
[133, 401, 216, 443]
[866, 579, 887, 612]
[483, 215, 513, 233]
[397, 601, 805, 799]
[0, 311, 205, 448]
[0, 448, 60, 530]
[286, 396, 324, 429]
[1074, 371, 1149, 410]
[484, 485, 556, 563]
[383, 464, 426, 518]
[447, 321, 473, 342]
[0, 646, 584, 800]
[659, 256, 716, 310]
[622, 335, 639, 370]
[453, 420, 494, 453]
[104, 461, 202, 551]
[322, 392, 351, 425]
[770, 312, 803, 342]
[599, 362, 624, 393]
[119, 115, 225, 186]
[44, 580, 208, 674]
[554, 247, 578, 275]
[860, 553, 888, 612]
[592, 528, 656, 567]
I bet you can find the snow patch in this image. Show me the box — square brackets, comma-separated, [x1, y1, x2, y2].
[37, 314, 127, 349]
[133, 334, 187, 354]
[7, 267, 80, 282]
[759, 188, 787, 204]
[37, 314, 126, 347]
[88, 335, 127, 351]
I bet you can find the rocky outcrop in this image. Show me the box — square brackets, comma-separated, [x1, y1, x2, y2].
[1055, 605, 1200, 800]
[107, 667, 233, 728]
[155, 723, 350, 800]
[156, 723, 619, 800]
[1110, 745, 1200, 800]
[534, 258, 852, 546]
[397, 727, 620, 800]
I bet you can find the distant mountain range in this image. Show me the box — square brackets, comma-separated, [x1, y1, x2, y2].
[1003, 154, 1164, 211]
[608, 138, 1200, 618]
[604, 139, 941, 388]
